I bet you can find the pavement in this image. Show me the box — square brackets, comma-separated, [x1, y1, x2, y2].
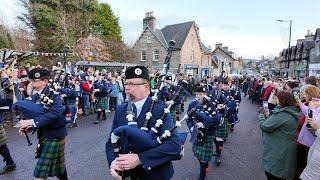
[1, 95, 266, 180]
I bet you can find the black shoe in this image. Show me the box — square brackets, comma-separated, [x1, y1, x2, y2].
[68, 123, 77, 128]
[215, 156, 221, 166]
[102, 117, 107, 121]
[228, 126, 234, 133]
[0, 163, 16, 175]
[94, 119, 100, 124]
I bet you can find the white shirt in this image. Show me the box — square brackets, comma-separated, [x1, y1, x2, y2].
[133, 96, 148, 118]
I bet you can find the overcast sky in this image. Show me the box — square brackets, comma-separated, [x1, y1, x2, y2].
[1, 0, 320, 59]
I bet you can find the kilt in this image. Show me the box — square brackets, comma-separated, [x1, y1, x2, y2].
[170, 108, 178, 124]
[214, 117, 228, 140]
[0, 124, 7, 146]
[193, 135, 214, 162]
[96, 96, 107, 110]
[33, 138, 66, 178]
[170, 105, 181, 124]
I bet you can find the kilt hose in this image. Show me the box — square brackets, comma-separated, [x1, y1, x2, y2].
[96, 96, 107, 110]
[214, 117, 228, 141]
[193, 135, 214, 162]
[33, 138, 66, 178]
[0, 124, 7, 146]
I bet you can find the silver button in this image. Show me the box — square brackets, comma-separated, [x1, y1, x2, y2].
[148, 167, 151, 170]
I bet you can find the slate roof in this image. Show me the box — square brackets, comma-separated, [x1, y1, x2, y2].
[212, 47, 236, 61]
[136, 21, 202, 51]
[161, 21, 195, 49]
[302, 40, 315, 51]
[201, 42, 212, 54]
[154, 29, 168, 48]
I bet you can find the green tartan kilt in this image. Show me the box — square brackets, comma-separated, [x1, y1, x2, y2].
[0, 124, 7, 146]
[33, 138, 66, 178]
[170, 105, 181, 124]
[96, 96, 107, 109]
[193, 135, 214, 162]
[214, 117, 228, 140]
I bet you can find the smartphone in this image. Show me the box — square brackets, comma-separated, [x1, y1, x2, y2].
[307, 109, 313, 128]
[263, 101, 269, 112]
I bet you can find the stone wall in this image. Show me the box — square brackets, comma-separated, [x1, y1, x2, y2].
[133, 28, 167, 74]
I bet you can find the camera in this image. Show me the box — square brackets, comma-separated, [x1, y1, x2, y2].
[307, 109, 313, 128]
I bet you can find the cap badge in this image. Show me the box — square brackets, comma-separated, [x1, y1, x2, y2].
[35, 72, 40, 78]
[134, 68, 142, 75]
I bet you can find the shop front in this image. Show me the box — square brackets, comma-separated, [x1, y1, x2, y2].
[201, 67, 210, 78]
[309, 64, 320, 78]
[184, 64, 199, 76]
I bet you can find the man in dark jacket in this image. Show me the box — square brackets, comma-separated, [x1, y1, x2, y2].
[106, 66, 182, 180]
[18, 68, 68, 180]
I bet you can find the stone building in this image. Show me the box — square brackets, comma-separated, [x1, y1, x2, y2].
[212, 43, 241, 75]
[133, 11, 204, 76]
[133, 11, 229, 78]
[277, 30, 319, 78]
[308, 28, 320, 77]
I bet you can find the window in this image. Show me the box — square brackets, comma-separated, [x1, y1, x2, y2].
[191, 50, 194, 61]
[153, 50, 159, 61]
[191, 34, 195, 47]
[147, 33, 151, 44]
[141, 50, 147, 61]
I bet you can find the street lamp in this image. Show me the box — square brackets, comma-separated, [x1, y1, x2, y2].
[277, 19, 292, 71]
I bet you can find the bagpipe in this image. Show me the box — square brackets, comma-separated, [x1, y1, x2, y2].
[111, 79, 190, 154]
[215, 89, 240, 126]
[189, 95, 224, 146]
[111, 40, 177, 153]
[145, 40, 176, 129]
[110, 41, 193, 178]
[13, 47, 70, 146]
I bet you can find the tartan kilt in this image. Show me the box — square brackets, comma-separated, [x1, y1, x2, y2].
[0, 124, 7, 146]
[170, 105, 181, 124]
[214, 117, 228, 140]
[33, 138, 66, 178]
[96, 96, 107, 109]
[192, 135, 214, 162]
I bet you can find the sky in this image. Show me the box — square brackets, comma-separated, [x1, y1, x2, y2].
[1, 0, 320, 59]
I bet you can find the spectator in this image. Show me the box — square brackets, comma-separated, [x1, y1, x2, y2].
[81, 76, 92, 115]
[300, 118, 320, 180]
[116, 76, 124, 105]
[297, 85, 320, 148]
[286, 80, 300, 93]
[109, 76, 119, 111]
[305, 76, 317, 87]
[259, 91, 300, 180]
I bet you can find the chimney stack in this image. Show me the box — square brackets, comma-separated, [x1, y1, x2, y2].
[143, 11, 156, 31]
[305, 30, 315, 40]
[215, 43, 222, 49]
